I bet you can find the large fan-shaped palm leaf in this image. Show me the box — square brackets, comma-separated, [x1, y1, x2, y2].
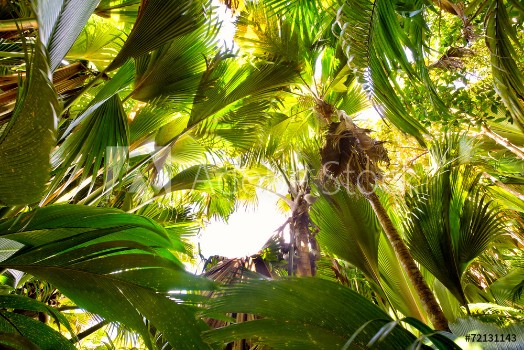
[0, 205, 215, 349]
[107, 0, 208, 70]
[335, 0, 429, 144]
[404, 165, 507, 307]
[310, 190, 381, 283]
[202, 278, 459, 349]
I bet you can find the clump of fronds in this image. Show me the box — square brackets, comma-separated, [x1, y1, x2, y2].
[320, 109, 389, 192]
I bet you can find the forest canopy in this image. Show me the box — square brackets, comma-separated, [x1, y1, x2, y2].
[0, 0, 523, 348]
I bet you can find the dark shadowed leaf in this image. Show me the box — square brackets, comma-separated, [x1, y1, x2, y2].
[202, 278, 423, 349]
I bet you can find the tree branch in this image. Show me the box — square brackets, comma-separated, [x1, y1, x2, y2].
[481, 124, 524, 160]
[70, 320, 109, 344]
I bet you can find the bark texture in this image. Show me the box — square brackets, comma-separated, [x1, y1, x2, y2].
[366, 192, 450, 332]
[292, 198, 313, 277]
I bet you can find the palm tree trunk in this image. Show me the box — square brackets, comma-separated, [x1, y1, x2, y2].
[365, 192, 450, 331]
[294, 223, 313, 277]
[293, 199, 313, 277]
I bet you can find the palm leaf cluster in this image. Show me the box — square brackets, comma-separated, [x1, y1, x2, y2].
[0, 0, 522, 348]
[405, 164, 507, 307]
[335, 0, 430, 144]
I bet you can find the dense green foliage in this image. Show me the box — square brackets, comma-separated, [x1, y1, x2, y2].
[0, 0, 523, 348]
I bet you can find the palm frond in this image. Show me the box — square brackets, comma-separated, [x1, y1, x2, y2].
[489, 268, 524, 307]
[202, 278, 450, 349]
[195, 100, 272, 155]
[485, 0, 524, 133]
[487, 185, 524, 213]
[404, 165, 507, 305]
[378, 235, 428, 322]
[66, 17, 126, 70]
[149, 165, 240, 221]
[433, 278, 465, 323]
[168, 134, 207, 165]
[108, 0, 208, 70]
[265, 0, 324, 29]
[190, 59, 299, 125]
[0, 205, 215, 349]
[0, 42, 57, 205]
[0, 294, 77, 348]
[332, 77, 371, 116]
[60, 59, 135, 140]
[131, 25, 216, 102]
[159, 164, 232, 195]
[35, 0, 100, 71]
[336, 0, 429, 145]
[50, 93, 129, 198]
[310, 189, 381, 283]
[130, 100, 185, 144]
[234, 1, 315, 69]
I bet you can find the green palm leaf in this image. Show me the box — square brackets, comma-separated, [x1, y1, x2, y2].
[0, 313, 74, 349]
[36, 0, 100, 71]
[0, 42, 57, 205]
[336, 0, 428, 144]
[129, 99, 184, 144]
[202, 278, 444, 349]
[168, 134, 207, 165]
[378, 235, 428, 322]
[310, 190, 381, 283]
[66, 17, 126, 70]
[404, 166, 507, 305]
[485, 0, 524, 133]
[190, 59, 299, 125]
[489, 267, 524, 307]
[0, 295, 76, 349]
[50, 93, 129, 197]
[131, 25, 215, 102]
[107, 0, 208, 70]
[234, 1, 315, 69]
[158, 164, 239, 195]
[60, 59, 135, 140]
[0, 205, 215, 349]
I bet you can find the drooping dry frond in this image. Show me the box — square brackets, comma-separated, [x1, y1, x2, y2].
[320, 109, 389, 191]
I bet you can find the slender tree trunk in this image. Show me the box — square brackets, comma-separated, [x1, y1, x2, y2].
[365, 192, 450, 332]
[295, 224, 312, 277]
[292, 198, 313, 277]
